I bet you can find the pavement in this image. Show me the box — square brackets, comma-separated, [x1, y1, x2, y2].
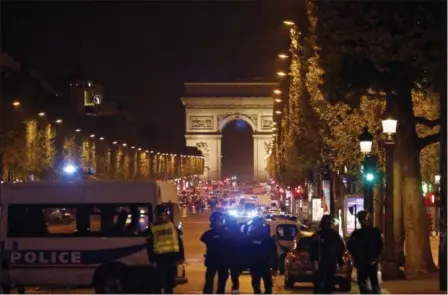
[6, 210, 444, 294]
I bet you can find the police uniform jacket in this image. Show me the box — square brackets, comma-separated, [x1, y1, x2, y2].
[347, 227, 383, 267]
[247, 229, 277, 269]
[200, 227, 229, 267]
[147, 221, 185, 263]
[227, 226, 250, 270]
[309, 228, 345, 268]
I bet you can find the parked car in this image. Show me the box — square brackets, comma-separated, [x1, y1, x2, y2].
[284, 232, 353, 291]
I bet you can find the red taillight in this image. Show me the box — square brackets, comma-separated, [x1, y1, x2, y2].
[343, 251, 351, 263]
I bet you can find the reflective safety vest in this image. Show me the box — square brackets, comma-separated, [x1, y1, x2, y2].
[151, 222, 180, 254]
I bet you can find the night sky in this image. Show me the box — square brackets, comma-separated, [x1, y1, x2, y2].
[1, 1, 295, 152]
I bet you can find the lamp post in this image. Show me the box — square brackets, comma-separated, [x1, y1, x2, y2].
[381, 115, 399, 278]
[358, 127, 374, 212]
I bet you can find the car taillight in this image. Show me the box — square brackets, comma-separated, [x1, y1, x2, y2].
[343, 251, 351, 263]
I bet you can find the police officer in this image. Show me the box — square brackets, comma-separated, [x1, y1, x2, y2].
[347, 210, 383, 294]
[201, 211, 230, 294]
[147, 204, 185, 294]
[247, 217, 277, 294]
[309, 215, 345, 294]
[226, 214, 247, 294]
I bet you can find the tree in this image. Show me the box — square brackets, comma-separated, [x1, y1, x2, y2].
[307, 0, 443, 277]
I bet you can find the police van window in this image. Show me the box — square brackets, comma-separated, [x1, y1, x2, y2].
[7, 203, 152, 237]
[276, 224, 298, 241]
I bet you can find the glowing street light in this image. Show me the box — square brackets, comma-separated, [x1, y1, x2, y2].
[273, 89, 282, 94]
[99, 137, 104, 141]
[283, 20, 295, 26]
[89, 134, 95, 138]
[55, 119, 63, 124]
[38, 112, 45, 117]
[277, 71, 287, 77]
[63, 164, 77, 175]
[112, 141, 118, 145]
[138, 148, 142, 151]
[358, 127, 373, 154]
[278, 53, 289, 59]
[275, 98, 282, 103]
[75, 129, 81, 132]
[122, 143, 127, 147]
[12, 101, 20, 107]
[275, 110, 282, 115]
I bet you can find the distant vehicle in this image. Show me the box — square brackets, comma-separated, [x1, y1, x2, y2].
[284, 232, 352, 291]
[0, 180, 187, 293]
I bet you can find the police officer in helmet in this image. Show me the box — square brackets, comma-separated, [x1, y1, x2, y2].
[247, 216, 277, 294]
[225, 214, 248, 294]
[309, 214, 345, 294]
[201, 211, 230, 294]
[147, 204, 185, 294]
[347, 210, 382, 294]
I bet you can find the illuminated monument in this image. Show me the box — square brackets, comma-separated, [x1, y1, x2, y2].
[181, 82, 274, 182]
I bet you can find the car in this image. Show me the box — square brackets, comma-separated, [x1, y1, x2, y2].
[284, 232, 353, 291]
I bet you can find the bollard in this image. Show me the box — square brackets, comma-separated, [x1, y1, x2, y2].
[182, 207, 188, 218]
[192, 205, 196, 215]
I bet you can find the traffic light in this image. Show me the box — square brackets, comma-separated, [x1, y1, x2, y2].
[363, 155, 377, 183]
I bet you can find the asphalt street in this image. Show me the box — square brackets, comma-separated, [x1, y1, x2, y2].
[20, 210, 354, 294]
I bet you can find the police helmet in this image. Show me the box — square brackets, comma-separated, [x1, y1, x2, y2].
[357, 210, 371, 221]
[210, 211, 225, 227]
[319, 214, 339, 229]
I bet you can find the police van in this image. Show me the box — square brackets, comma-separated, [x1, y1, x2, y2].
[0, 180, 186, 293]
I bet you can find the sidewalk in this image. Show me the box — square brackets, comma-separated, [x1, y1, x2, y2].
[381, 275, 443, 294]
[352, 236, 443, 294]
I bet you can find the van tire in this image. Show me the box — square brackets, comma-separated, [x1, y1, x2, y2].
[94, 267, 127, 294]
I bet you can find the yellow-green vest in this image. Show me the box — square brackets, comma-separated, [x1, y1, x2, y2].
[151, 222, 180, 254]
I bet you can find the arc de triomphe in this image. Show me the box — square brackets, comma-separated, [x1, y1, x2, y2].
[181, 82, 274, 182]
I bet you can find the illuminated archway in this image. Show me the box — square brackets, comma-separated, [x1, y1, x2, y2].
[181, 82, 274, 181]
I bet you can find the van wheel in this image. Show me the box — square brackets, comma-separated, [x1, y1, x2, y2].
[94, 269, 126, 294]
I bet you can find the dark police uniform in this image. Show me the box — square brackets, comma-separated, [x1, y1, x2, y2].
[309, 228, 345, 294]
[347, 226, 383, 294]
[247, 227, 277, 294]
[226, 216, 248, 293]
[201, 226, 230, 293]
[147, 220, 184, 294]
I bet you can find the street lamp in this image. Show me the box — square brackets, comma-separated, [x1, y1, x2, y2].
[382, 117, 398, 140]
[273, 89, 282, 94]
[275, 110, 282, 115]
[277, 71, 287, 77]
[274, 98, 282, 103]
[278, 53, 288, 59]
[283, 20, 295, 26]
[358, 127, 373, 154]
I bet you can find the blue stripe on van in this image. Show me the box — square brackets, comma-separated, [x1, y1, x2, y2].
[9, 242, 148, 265]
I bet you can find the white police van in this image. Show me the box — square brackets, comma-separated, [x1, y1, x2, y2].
[0, 180, 186, 293]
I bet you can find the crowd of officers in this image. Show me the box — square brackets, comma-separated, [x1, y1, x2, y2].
[147, 204, 383, 294]
[201, 212, 278, 294]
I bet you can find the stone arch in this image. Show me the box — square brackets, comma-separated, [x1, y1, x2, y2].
[218, 113, 257, 132]
[181, 82, 275, 182]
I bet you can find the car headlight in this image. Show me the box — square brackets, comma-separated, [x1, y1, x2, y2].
[229, 210, 238, 216]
